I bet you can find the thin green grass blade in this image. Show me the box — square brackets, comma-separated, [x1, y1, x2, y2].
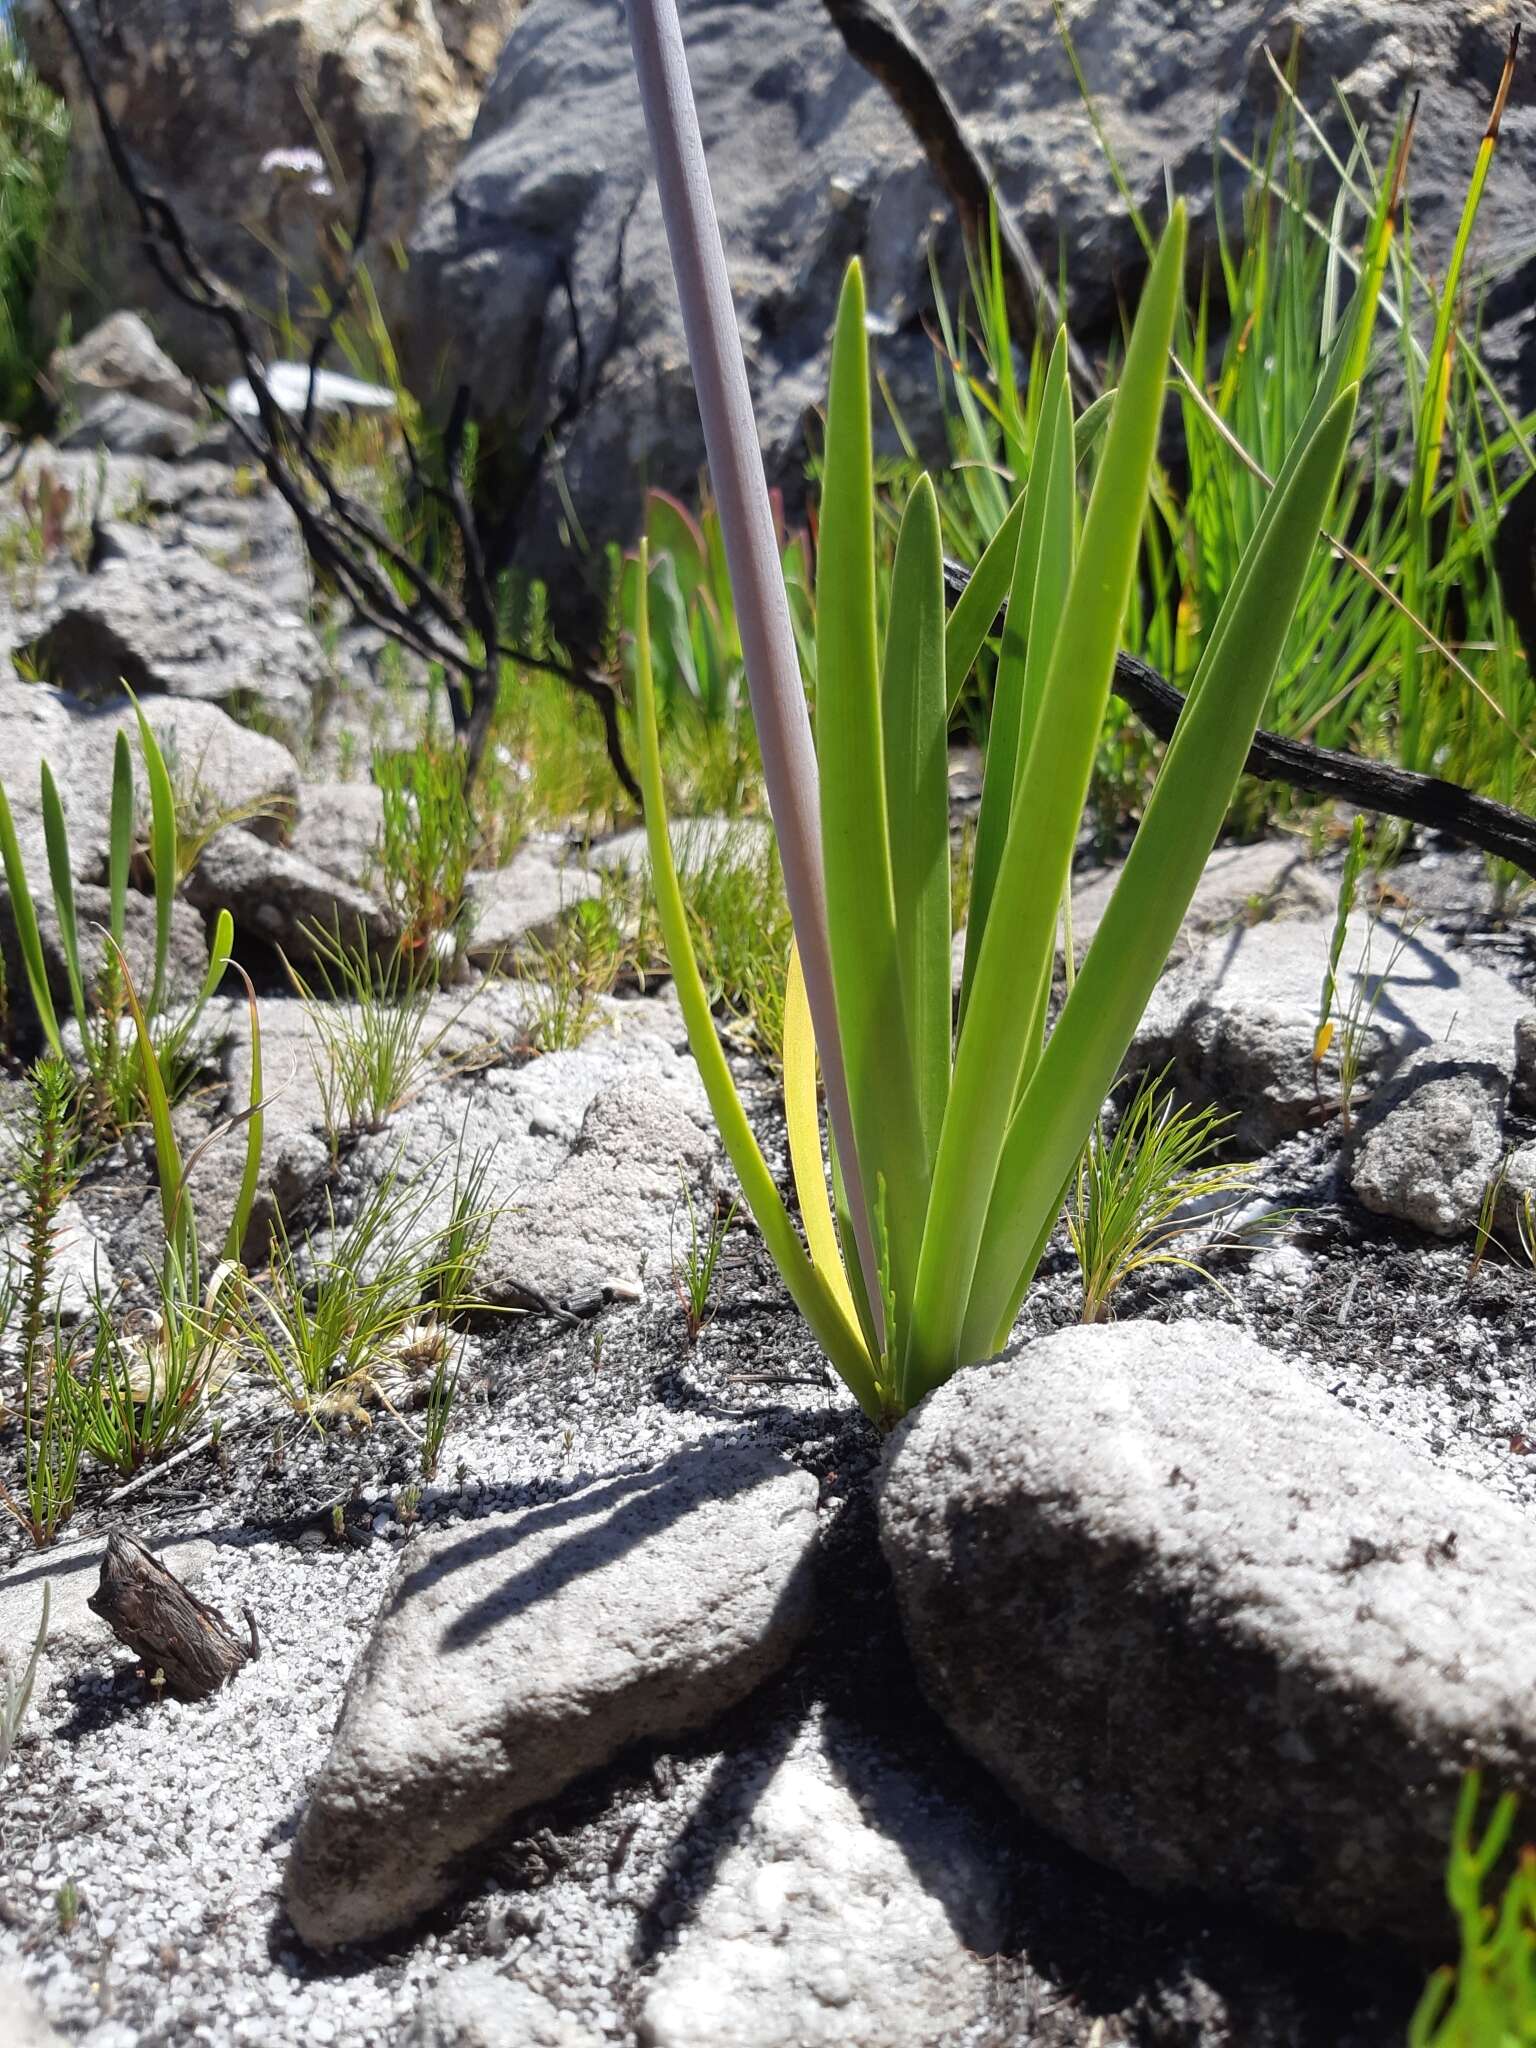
[225, 961, 264, 1264]
[129, 694, 177, 1017]
[39, 763, 86, 1036]
[0, 783, 61, 1056]
[963, 385, 1357, 1361]
[635, 541, 882, 1419]
[904, 207, 1188, 1402]
[880, 473, 950, 1176]
[108, 730, 133, 949]
[817, 260, 928, 1328]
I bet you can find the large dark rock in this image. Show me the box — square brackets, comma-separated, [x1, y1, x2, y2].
[877, 1318, 1536, 1948]
[408, 0, 1532, 635]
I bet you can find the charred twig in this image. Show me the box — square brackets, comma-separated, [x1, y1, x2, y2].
[941, 555, 1536, 881]
[43, 0, 640, 804]
[819, 0, 1098, 405]
[89, 1534, 253, 1700]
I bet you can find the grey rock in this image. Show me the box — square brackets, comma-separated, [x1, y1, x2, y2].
[878, 1319, 1536, 1946]
[0, 1973, 69, 2047]
[285, 1439, 820, 1947]
[1071, 837, 1334, 965]
[58, 393, 200, 461]
[332, 1025, 722, 1308]
[463, 837, 602, 962]
[403, 1966, 602, 2048]
[5, 873, 211, 1031]
[184, 826, 397, 963]
[19, 0, 527, 381]
[638, 1717, 1007, 2048]
[49, 310, 203, 420]
[1349, 1057, 1508, 1238]
[589, 816, 775, 889]
[1131, 912, 1530, 1146]
[18, 547, 326, 738]
[408, 0, 1536, 628]
[0, 678, 297, 878]
[1514, 1013, 1536, 1115]
[287, 780, 384, 888]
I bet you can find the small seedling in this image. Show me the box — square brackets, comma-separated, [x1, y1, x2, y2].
[55, 1878, 79, 1935]
[672, 1179, 738, 1344]
[1411, 1772, 1536, 2045]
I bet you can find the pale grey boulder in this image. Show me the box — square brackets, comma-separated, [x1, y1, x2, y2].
[285, 1440, 820, 1948]
[403, 1966, 603, 2048]
[286, 780, 384, 889]
[638, 1716, 1008, 2048]
[58, 393, 200, 461]
[1349, 1057, 1508, 1238]
[49, 310, 203, 420]
[878, 1319, 1536, 1946]
[462, 836, 602, 963]
[1131, 912, 1530, 1146]
[19, 546, 325, 737]
[184, 825, 397, 963]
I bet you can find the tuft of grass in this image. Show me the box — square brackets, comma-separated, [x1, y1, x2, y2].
[0, 30, 69, 430]
[243, 1152, 494, 1423]
[1066, 1070, 1258, 1324]
[284, 925, 474, 1155]
[671, 1177, 737, 1345]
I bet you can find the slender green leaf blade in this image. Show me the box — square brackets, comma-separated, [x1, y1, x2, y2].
[39, 764, 87, 1036]
[816, 260, 928, 1330]
[225, 961, 265, 1265]
[130, 693, 177, 1018]
[963, 385, 1358, 1360]
[108, 731, 133, 948]
[945, 491, 1024, 715]
[907, 205, 1188, 1401]
[0, 783, 61, 1056]
[881, 473, 950, 1174]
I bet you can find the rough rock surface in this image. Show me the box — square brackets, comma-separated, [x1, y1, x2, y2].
[0, 677, 297, 877]
[19, 549, 326, 736]
[638, 1716, 1008, 2048]
[287, 780, 384, 888]
[285, 1439, 820, 1948]
[463, 836, 602, 962]
[57, 393, 201, 461]
[20, 0, 528, 379]
[0, 1971, 69, 2048]
[1349, 1058, 1509, 1238]
[402, 1966, 603, 2048]
[409, 0, 1535, 619]
[185, 825, 397, 963]
[878, 1319, 1536, 1946]
[1131, 910, 1532, 1145]
[48, 310, 204, 420]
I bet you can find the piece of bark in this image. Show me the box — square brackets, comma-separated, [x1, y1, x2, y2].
[88, 1534, 254, 1701]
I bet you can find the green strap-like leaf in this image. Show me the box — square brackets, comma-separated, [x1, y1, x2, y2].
[39, 763, 87, 1038]
[962, 385, 1358, 1361]
[816, 260, 928, 1334]
[634, 540, 883, 1419]
[108, 730, 133, 949]
[880, 473, 950, 1179]
[905, 206, 1188, 1404]
[0, 783, 61, 1056]
[225, 960, 264, 1265]
[960, 331, 1074, 1026]
[111, 935, 187, 1272]
[129, 692, 177, 1018]
[945, 491, 1024, 715]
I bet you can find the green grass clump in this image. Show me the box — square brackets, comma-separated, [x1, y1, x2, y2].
[0, 30, 69, 430]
